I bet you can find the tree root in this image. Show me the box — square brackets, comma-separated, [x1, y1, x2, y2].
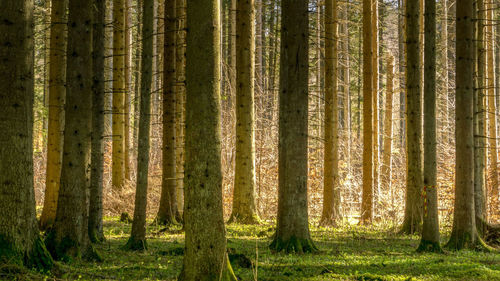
[416, 239, 443, 253]
[227, 213, 261, 225]
[123, 237, 147, 251]
[269, 236, 318, 254]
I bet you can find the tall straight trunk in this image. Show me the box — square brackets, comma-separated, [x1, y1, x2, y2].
[320, 0, 341, 226]
[40, 0, 68, 230]
[381, 56, 394, 195]
[230, 0, 259, 224]
[269, 0, 317, 253]
[371, 0, 380, 212]
[157, 0, 179, 226]
[179, 0, 237, 279]
[229, 0, 236, 100]
[486, 2, 499, 211]
[112, 0, 127, 189]
[445, 0, 478, 249]
[104, 0, 114, 136]
[124, 0, 153, 251]
[175, 0, 186, 216]
[342, 3, 351, 176]
[361, 0, 373, 224]
[418, 0, 441, 252]
[441, 0, 449, 136]
[133, 0, 143, 149]
[124, 0, 132, 181]
[475, 0, 487, 234]
[255, 0, 263, 99]
[398, 0, 405, 148]
[401, 0, 423, 234]
[45, 0, 99, 261]
[89, 0, 107, 244]
[0, 0, 53, 270]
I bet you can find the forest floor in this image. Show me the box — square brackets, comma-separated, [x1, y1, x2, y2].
[9, 217, 500, 281]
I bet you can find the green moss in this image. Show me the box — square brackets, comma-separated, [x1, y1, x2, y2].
[228, 212, 261, 225]
[44, 231, 78, 262]
[88, 228, 106, 244]
[123, 236, 147, 251]
[269, 236, 318, 253]
[25, 236, 54, 271]
[0, 234, 23, 265]
[0, 235, 53, 272]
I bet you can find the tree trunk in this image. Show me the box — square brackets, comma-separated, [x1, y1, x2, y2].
[45, 0, 99, 261]
[445, 0, 478, 249]
[157, 0, 179, 226]
[229, 0, 260, 224]
[418, 0, 441, 252]
[124, 0, 153, 251]
[381, 56, 394, 197]
[175, 0, 186, 218]
[398, 0, 405, 149]
[112, 0, 126, 189]
[124, 0, 132, 181]
[475, 0, 487, 236]
[89, 0, 107, 244]
[0, 0, 53, 270]
[269, 0, 317, 253]
[400, 0, 423, 234]
[372, 0, 380, 215]
[40, 0, 68, 231]
[178, 0, 237, 279]
[320, 0, 341, 226]
[486, 1, 499, 213]
[361, 0, 373, 225]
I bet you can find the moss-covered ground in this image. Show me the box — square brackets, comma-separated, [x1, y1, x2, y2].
[6, 217, 500, 280]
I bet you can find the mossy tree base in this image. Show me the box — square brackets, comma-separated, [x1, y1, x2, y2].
[123, 237, 147, 251]
[269, 236, 318, 254]
[227, 213, 261, 225]
[444, 233, 494, 252]
[45, 231, 102, 263]
[416, 239, 443, 253]
[399, 220, 421, 235]
[0, 236, 54, 272]
[89, 229, 106, 244]
[178, 254, 237, 281]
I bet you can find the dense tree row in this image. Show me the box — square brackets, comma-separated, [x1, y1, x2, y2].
[1, 0, 500, 279]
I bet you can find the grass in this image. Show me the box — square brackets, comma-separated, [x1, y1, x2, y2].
[8, 217, 500, 280]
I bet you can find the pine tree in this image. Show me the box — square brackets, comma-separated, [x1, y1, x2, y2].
[178, 0, 237, 278]
[269, 0, 317, 253]
[45, 0, 100, 261]
[418, 0, 441, 252]
[401, 0, 423, 234]
[229, 0, 260, 224]
[0, 0, 54, 270]
[40, 0, 68, 230]
[124, 0, 154, 251]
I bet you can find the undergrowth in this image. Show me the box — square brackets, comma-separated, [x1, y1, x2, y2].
[10, 217, 500, 280]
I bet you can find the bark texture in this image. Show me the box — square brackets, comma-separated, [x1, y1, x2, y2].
[178, 0, 237, 279]
[89, 0, 107, 244]
[157, 0, 179, 226]
[230, 0, 260, 224]
[445, 0, 479, 250]
[112, 0, 127, 189]
[125, 0, 154, 251]
[269, 0, 317, 253]
[320, 0, 341, 226]
[45, 0, 99, 262]
[418, 0, 441, 252]
[361, 0, 373, 224]
[40, 0, 68, 231]
[401, 0, 423, 234]
[0, 0, 53, 270]
[381, 56, 394, 193]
